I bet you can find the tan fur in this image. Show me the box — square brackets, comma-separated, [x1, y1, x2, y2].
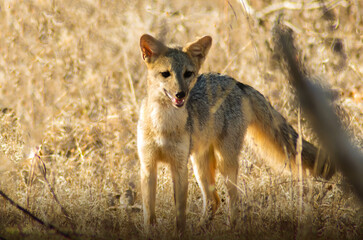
[137, 34, 335, 236]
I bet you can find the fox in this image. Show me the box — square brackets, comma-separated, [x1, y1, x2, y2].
[137, 34, 335, 235]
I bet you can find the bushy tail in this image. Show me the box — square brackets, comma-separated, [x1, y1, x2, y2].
[245, 86, 335, 179]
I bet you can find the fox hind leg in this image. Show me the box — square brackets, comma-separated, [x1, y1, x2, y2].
[218, 157, 239, 227]
[215, 135, 243, 227]
[191, 146, 221, 228]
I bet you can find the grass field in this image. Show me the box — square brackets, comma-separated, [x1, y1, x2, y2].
[0, 0, 362, 239]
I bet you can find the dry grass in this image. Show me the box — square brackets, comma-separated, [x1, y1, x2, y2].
[0, 0, 362, 239]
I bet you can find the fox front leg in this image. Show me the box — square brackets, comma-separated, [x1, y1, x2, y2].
[170, 160, 188, 237]
[140, 158, 157, 233]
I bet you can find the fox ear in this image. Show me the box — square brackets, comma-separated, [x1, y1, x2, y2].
[140, 34, 167, 62]
[184, 36, 212, 66]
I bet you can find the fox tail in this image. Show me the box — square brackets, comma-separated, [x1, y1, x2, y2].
[245, 86, 335, 179]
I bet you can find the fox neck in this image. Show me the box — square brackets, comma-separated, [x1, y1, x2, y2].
[145, 87, 188, 135]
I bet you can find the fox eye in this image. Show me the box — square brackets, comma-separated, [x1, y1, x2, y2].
[161, 71, 171, 78]
[184, 71, 193, 78]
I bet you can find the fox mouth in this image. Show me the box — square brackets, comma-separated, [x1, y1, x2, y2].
[164, 89, 186, 108]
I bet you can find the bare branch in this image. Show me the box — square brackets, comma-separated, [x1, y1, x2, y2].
[256, 0, 349, 19]
[0, 190, 74, 240]
[273, 16, 363, 200]
[239, 0, 350, 19]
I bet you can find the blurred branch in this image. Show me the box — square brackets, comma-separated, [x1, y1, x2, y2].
[26, 145, 74, 229]
[257, 0, 348, 19]
[272, 16, 363, 200]
[239, 0, 350, 19]
[0, 190, 74, 240]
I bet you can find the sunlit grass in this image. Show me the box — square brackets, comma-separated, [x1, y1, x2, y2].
[0, 0, 362, 239]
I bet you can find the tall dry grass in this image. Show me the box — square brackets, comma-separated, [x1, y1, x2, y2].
[0, 0, 362, 239]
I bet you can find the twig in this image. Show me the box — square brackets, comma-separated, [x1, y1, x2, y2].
[238, 0, 255, 16]
[25, 146, 76, 234]
[0, 190, 74, 240]
[227, 178, 246, 195]
[296, 107, 303, 218]
[26, 150, 36, 208]
[276, 178, 336, 186]
[123, 52, 138, 109]
[255, 0, 349, 19]
[31, 146, 72, 221]
[35, 151, 72, 221]
[353, 0, 360, 30]
[238, 0, 262, 78]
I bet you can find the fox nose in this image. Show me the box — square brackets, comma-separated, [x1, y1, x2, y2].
[175, 91, 186, 99]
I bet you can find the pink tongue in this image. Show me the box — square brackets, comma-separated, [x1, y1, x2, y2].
[174, 98, 184, 105]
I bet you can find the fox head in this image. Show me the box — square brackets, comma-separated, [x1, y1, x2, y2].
[140, 34, 212, 108]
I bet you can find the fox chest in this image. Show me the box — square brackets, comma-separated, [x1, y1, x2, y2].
[138, 102, 191, 162]
[139, 119, 191, 162]
[140, 128, 190, 163]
